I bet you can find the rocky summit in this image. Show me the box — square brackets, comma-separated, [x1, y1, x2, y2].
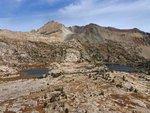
[0, 21, 150, 113]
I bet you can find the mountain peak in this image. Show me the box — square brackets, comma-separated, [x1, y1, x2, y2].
[37, 20, 64, 34]
[46, 20, 62, 25]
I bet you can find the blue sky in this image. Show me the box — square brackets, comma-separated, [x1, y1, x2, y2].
[0, 0, 150, 32]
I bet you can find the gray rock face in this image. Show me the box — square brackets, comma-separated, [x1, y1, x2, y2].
[64, 49, 81, 62]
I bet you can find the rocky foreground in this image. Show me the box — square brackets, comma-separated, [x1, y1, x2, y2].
[0, 21, 150, 113]
[0, 62, 150, 113]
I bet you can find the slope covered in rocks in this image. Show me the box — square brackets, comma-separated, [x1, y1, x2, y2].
[0, 21, 150, 113]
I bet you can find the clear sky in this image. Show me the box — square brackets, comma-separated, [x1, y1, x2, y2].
[0, 0, 150, 32]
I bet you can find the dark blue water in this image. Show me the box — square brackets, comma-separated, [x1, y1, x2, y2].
[106, 64, 135, 72]
[20, 69, 49, 76]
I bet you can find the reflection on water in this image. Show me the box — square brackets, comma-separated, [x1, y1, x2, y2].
[106, 64, 135, 72]
[20, 69, 49, 76]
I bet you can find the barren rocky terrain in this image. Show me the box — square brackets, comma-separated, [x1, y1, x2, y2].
[0, 21, 150, 113]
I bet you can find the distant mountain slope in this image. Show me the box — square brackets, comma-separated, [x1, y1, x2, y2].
[0, 21, 150, 74]
[68, 24, 150, 59]
[36, 21, 150, 59]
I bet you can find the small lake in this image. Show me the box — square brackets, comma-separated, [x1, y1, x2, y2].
[106, 64, 135, 72]
[20, 69, 49, 76]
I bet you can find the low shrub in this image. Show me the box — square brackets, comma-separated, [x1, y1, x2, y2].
[116, 82, 123, 88]
[51, 72, 62, 78]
